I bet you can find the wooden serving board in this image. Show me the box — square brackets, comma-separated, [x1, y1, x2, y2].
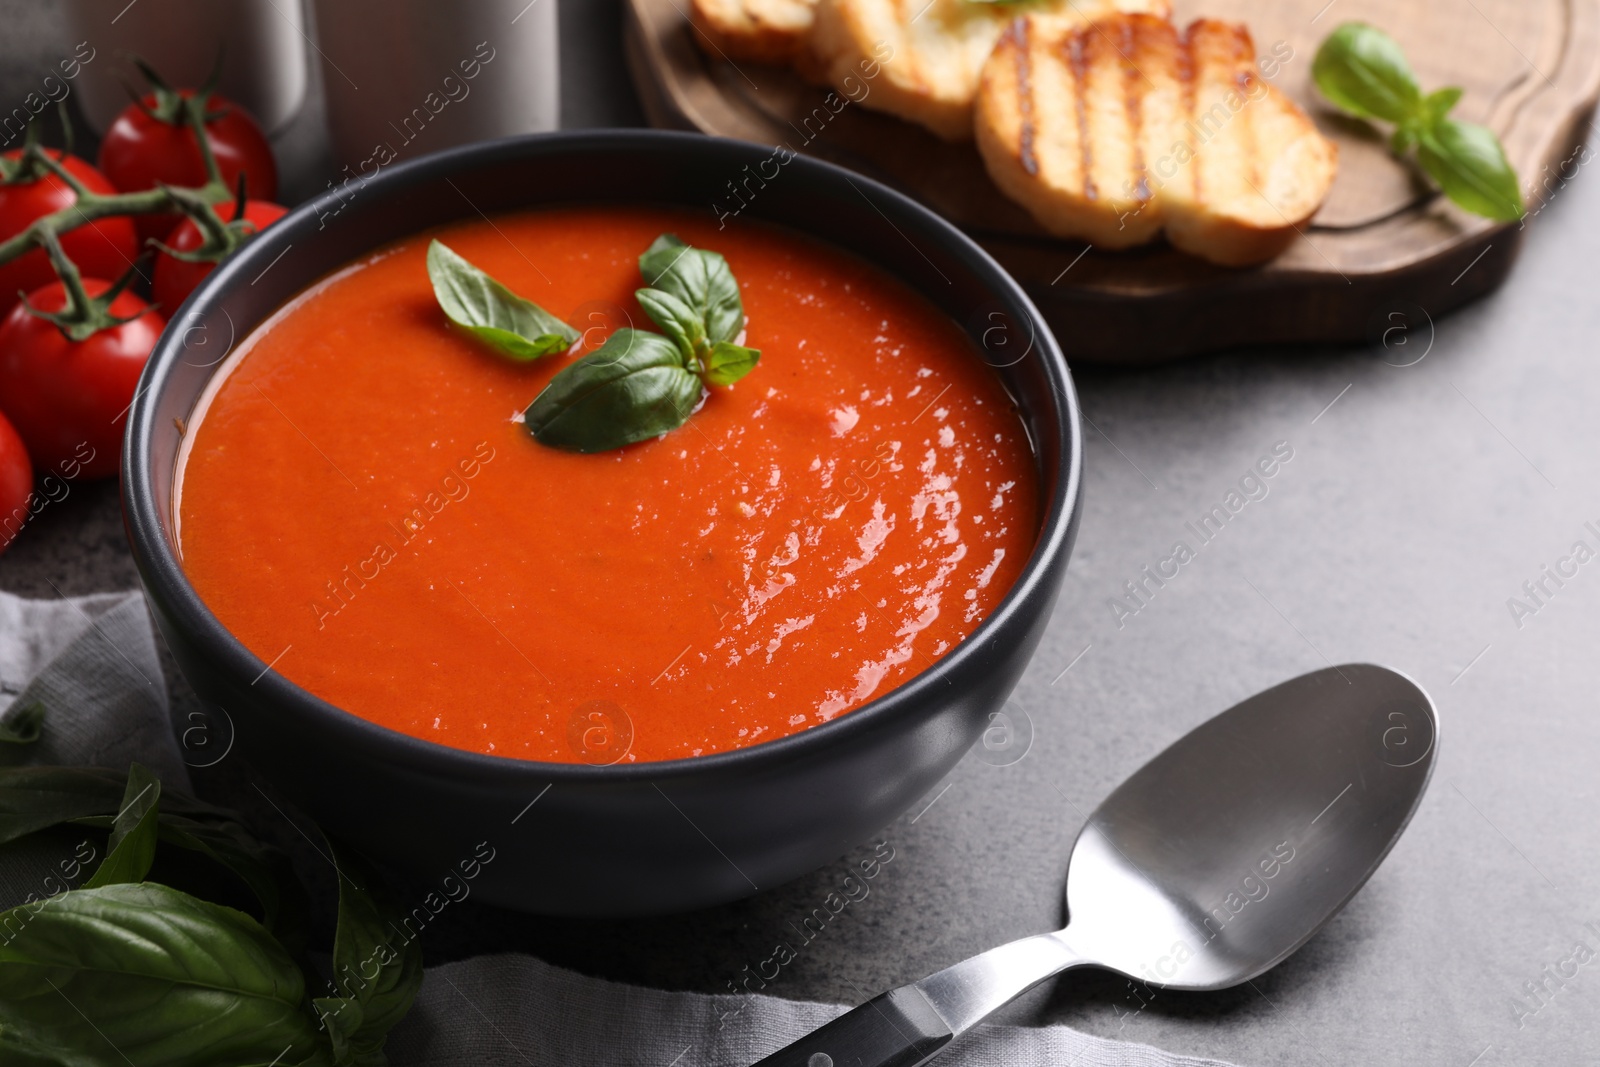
[624, 0, 1600, 363]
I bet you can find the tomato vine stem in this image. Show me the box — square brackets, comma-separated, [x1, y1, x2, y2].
[0, 101, 232, 272]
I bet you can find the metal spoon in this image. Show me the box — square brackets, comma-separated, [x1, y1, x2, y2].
[750, 663, 1438, 1067]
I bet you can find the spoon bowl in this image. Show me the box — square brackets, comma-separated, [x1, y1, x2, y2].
[752, 664, 1438, 1067]
[1061, 662, 1437, 990]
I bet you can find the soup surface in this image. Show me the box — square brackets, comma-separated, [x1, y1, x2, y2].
[178, 206, 1039, 762]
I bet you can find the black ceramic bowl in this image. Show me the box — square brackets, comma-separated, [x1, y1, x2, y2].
[123, 131, 1083, 915]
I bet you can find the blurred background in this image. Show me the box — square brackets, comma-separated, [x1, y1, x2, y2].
[0, 0, 644, 205]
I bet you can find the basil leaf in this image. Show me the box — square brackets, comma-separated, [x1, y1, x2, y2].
[316, 997, 363, 1064]
[312, 842, 422, 1066]
[0, 766, 309, 949]
[82, 763, 161, 888]
[705, 341, 761, 386]
[1312, 22, 1421, 124]
[157, 814, 312, 953]
[1417, 118, 1526, 221]
[638, 234, 745, 345]
[59, 812, 306, 948]
[1423, 86, 1463, 123]
[0, 1029, 65, 1066]
[0, 766, 235, 846]
[525, 329, 703, 453]
[427, 240, 577, 361]
[0, 883, 326, 1066]
[0, 766, 132, 844]
[635, 286, 706, 365]
[1395, 85, 1465, 152]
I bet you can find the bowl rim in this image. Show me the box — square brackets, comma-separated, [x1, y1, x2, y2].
[123, 128, 1084, 784]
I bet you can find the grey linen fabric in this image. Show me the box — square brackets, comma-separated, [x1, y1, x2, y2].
[0, 587, 1242, 1067]
[0, 589, 185, 789]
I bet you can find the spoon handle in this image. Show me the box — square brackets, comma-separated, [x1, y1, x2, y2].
[747, 933, 1085, 1067]
[745, 986, 954, 1067]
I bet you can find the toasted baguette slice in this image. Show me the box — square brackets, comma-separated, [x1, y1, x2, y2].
[975, 14, 1337, 265]
[808, 0, 1171, 142]
[691, 0, 819, 65]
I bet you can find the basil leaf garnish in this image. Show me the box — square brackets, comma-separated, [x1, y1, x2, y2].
[526, 329, 704, 453]
[427, 239, 578, 360]
[1416, 119, 1525, 222]
[1314, 22, 1523, 221]
[639, 233, 745, 344]
[524, 235, 760, 453]
[705, 340, 761, 386]
[82, 762, 161, 888]
[0, 883, 326, 1065]
[1311, 22, 1420, 124]
[636, 285, 707, 364]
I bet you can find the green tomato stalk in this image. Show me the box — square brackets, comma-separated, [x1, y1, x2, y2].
[0, 96, 240, 324]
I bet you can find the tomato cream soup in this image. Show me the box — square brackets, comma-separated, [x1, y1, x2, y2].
[177, 206, 1038, 763]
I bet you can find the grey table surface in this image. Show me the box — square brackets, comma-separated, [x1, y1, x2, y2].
[2, 3, 1597, 1065]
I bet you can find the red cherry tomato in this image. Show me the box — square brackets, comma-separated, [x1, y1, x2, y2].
[0, 408, 31, 556]
[99, 90, 278, 242]
[0, 153, 140, 315]
[0, 279, 166, 481]
[152, 199, 287, 311]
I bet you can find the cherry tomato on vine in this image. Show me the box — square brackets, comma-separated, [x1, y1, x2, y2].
[0, 279, 166, 481]
[0, 152, 139, 315]
[152, 199, 287, 311]
[99, 89, 278, 242]
[0, 409, 31, 556]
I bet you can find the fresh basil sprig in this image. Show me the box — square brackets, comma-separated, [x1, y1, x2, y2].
[428, 239, 578, 360]
[312, 845, 424, 1063]
[0, 881, 329, 1066]
[639, 234, 745, 349]
[0, 764, 421, 1066]
[0, 764, 309, 945]
[526, 234, 761, 454]
[80, 762, 161, 888]
[1313, 22, 1524, 221]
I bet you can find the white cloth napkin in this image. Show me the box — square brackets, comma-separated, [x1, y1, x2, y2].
[0, 587, 1242, 1067]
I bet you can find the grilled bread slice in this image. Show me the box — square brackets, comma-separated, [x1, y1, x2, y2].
[691, 0, 819, 65]
[975, 14, 1337, 265]
[809, 0, 1171, 142]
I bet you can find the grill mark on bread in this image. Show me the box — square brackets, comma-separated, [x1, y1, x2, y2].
[1177, 24, 1199, 204]
[815, 0, 1175, 141]
[1066, 32, 1095, 201]
[973, 9, 1334, 263]
[1117, 18, 1150, 202]
[1012, 19, 1039, 176]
